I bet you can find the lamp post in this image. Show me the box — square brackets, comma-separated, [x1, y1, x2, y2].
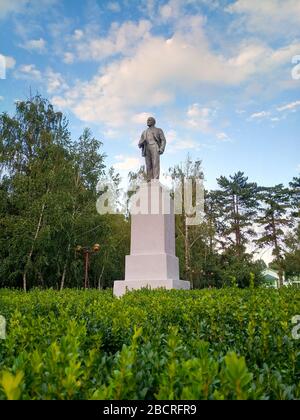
[76, 244, 100, 289]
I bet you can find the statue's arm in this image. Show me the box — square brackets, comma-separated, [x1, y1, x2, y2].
[138, 131, 146, 148]
[159, 129, 166, 153]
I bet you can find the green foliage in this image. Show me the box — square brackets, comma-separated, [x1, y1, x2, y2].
[0, 95, 130, 291]
[0, 371, 24, 400]
[0, 288, 299, 400]
[1, 96, 299, 290]
[216, 172, 258, 257]
[284, 178, 300, 281]
[256, 185, 293, 287]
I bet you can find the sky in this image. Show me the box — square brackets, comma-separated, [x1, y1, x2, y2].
[0, 0, 299, 190]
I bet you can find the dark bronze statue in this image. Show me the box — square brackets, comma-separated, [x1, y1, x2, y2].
[138, 117, 166, 181]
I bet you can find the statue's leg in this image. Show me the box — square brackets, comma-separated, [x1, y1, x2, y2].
[145, 149, 153, 181]
[151, 144, 160, 179]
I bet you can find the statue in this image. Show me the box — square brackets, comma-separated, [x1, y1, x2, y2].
[138, 117, 166, 181]
[114, 117, 190, 297]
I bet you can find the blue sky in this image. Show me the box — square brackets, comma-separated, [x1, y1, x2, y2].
[0, 0, 299, 189]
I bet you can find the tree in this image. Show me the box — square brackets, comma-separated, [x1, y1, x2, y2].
[216, 172, 258, 258]
[283, 176, 300, 281]
[256, 185, 292, 287]
[0, 95, 130, 290]
[57, 128, 106, 290]
[0, 96, 72, 290]
[284, 228, 300, 281]
[289, 176, 300, 218]
[169, 156, 204, 287]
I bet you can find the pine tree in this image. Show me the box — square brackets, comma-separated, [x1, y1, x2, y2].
[256, 185, 292, 287]
[216, 172, 258, 257]
[283, 176, 300, 282]
[290, 174, 300, 221]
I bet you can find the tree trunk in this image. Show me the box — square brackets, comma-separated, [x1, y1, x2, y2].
[233, 194, 241, 258]
[185, 219, 191, 287]
[181, 174, 192, 288]
[278, 266, 284, 288]
[98, 265, 105, 290]
[60, 243, 71, 291]
[60, 194, 78, 291]
[271, 213, 284, 288]
[84, 251, 89, 289]
[60, 263, 67, 291]
[236, 196, 241, 256]
[209, 214, 214, 254]
[22, 192, 48, 292]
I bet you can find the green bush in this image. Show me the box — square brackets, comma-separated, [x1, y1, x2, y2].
[0, 288, 299, 400]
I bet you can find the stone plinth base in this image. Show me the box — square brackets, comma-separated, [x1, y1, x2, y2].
[113, 279, 190, 298]
[113, 182, 190, 297]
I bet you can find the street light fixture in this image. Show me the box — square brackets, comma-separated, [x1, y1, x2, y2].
[75, 244, 101, 289]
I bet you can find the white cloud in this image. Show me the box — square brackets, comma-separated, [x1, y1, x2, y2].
[5, 56, 16, 69]
[20, 38, 46, 53]
[73, 29, 84, 41]
[226, 41, 300, 81]
[114, 155, 142, 171]
[51, 13, 300, 129]
[0, 0, 58, 18]
[63, 52, 75, 64]
[168, 137, 202, 153]
[165, 129, 177, 144]
[131, 112, 153, 125]
[13, 64, 67, 93]
[249, 111, 271, 120]
[0, 96, 4, 101]
[0, 0, 27, 18]
[216, 132, 231, 142]
[277, 101, 300, 112]
[14, 64, 42, 80]
[158, 0, 217, 23]
[185, 105, 230, 141]
[73, 20, 152, 61]
[186, 104, 217, 132]
[159, 2, 178, 20]
[103, 129, 120, 139]
[247, 100, 300, 123]
[107, 2, 121, 13]
[172, 139, 201, 150]
[227, 0, 300, 37]
[187, 104, 211, 119]
[45, 69, 68, 93]
[163, 128, 202, 153]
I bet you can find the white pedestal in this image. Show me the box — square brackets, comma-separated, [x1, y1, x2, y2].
[113, 182, 190, 297]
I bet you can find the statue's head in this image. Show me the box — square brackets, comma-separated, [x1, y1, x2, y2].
[147, 117, 156, 127]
